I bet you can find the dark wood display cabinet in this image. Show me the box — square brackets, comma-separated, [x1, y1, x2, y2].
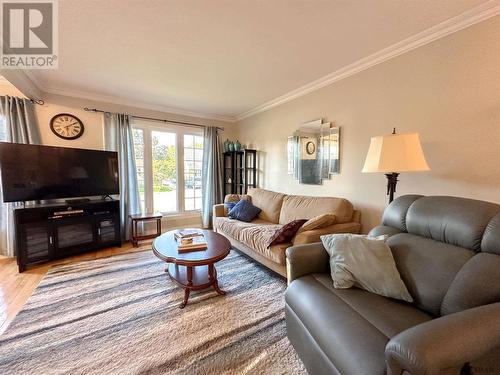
[223, 149, 257, 196]
[14, 199, 121, 272]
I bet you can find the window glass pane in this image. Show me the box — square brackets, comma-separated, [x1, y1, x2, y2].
[0, 116, 6, 141]
[195, 197, 202, 209]
[184, 134, 193, 148]
[152, 131, 177, 213]
[185, 199, 195, 211]
[195, 136, 204, 148]
[184, 134, 203, 211]
[132, 128, 145, 213]
[195, 149, 203, 161]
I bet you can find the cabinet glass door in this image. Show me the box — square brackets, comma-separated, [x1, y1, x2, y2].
[97, 216, 119, 244]
[55, 217, 94, 254]
[21, 223, 52, 263]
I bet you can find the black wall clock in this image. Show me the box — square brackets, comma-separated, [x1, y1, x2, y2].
[50, 113, 84, 140]
[306, 141, 316, 155]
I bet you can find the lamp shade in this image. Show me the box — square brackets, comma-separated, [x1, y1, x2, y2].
[362, 132, 430, 173]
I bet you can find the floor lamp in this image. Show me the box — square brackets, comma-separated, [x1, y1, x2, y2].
[362, 129, 430, 204]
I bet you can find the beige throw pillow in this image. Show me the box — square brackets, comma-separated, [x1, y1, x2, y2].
[299, 214, 336, 232]
[320, 233, 413, 302]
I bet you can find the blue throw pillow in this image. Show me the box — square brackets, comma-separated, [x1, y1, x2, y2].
[224, 202, 237, 211]
[228, 199, 261, 222]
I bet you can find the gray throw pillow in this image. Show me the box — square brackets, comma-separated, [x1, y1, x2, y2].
[321, 233, 413, 302]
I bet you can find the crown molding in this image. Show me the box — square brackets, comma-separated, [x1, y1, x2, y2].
[39, 85, 236, 123]
[236, 0, 500, 121]
[22, 70, 237, 123]
[0, 69, 43, 99]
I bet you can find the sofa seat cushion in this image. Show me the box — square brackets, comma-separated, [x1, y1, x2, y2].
[214, 217, 273, 240]
[214, 217, 290, 265]
[285, 274, 431, 374]
[239, 224, 292, 265]
[279, 194, 354, 224]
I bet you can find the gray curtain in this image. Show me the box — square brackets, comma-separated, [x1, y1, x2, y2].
[0, 96, 41, 257]
[104, 113, 140, 240]
[201, 126, 223, 228]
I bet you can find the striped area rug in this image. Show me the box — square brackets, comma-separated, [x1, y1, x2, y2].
[0, 250, 306, 374]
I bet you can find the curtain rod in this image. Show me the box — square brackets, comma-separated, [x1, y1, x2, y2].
[83, 107, 224, 131]
[30, 98, 44, 105]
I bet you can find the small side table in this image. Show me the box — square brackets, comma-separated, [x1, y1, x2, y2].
[129, 212, 163, 247]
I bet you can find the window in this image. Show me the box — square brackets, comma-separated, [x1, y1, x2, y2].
[132, 121, 203, 215]
[0, 115, 6, 141]
[152, 131, 177, 213]
[184, 134, 203, 210]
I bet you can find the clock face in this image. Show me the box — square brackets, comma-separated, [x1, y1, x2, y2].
[50, 113, 84, 140]
[306, 141, 316, 155]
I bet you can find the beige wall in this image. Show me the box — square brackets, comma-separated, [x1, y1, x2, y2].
[35, 93, 236, 150]
[235, 16, 500, 233]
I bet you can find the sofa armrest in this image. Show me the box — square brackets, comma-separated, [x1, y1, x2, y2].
[285, 243, 329, 283]
[292, 222, 361, 245]
[385, 303, 500, 375]
[213, 204, 227, 219]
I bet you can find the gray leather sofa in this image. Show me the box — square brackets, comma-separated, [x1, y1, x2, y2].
[285, 195, 500, 375]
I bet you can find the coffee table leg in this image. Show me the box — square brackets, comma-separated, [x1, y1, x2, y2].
[180, 266, 193, 309]
[181, 289, 190, 309]
[209, 264, 226, 295]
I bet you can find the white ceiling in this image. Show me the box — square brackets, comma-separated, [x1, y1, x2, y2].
[26, 0, 495, 121]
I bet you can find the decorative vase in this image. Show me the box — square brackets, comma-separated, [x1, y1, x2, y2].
[223, 139, 230, 152]
[234, 140, 241, 151]
[228, 142, 235, 151]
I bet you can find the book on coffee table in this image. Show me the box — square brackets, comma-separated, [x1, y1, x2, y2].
[174, 229, 203, 240]
[177, 235, 208, 253]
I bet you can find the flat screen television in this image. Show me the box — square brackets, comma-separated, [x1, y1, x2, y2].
[0, 142, 119, 202]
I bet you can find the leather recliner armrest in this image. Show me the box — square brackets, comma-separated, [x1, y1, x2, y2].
[385, 303, 500, 375]
[285, 243, 329, 284]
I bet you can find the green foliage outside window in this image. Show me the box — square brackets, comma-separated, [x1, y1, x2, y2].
[152, 136, 176, 190]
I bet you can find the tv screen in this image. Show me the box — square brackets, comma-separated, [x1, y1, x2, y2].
[0, 142, 119, 202]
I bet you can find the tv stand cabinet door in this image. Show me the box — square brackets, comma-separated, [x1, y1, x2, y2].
[96, 214, 121, 246]
[53, 216, 96, 257]
[17, 222, 54, 269]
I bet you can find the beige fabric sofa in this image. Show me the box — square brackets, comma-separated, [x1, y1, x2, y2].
[213, 188, 361, 278]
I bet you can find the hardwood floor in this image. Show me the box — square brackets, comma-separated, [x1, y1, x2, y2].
[0, 241, 153, 335]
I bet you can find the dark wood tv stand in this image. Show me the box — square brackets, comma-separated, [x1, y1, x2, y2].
[14, 199, 121, 272]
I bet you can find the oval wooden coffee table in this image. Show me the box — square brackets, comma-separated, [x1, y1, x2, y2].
[152, 229, 231, 308]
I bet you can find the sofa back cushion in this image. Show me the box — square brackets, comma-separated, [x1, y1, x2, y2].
[247, 188, 285, 223]
[279, 195, 353, 225]
[441, 253, 500, 315]
[224, 194, 251, 203]
[381, 195, 422, 231]
[405, 196, 500, 251]
[380, 195, 500, 316]
[481, 213, 500, 255]
[387, 233, 474, 316]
